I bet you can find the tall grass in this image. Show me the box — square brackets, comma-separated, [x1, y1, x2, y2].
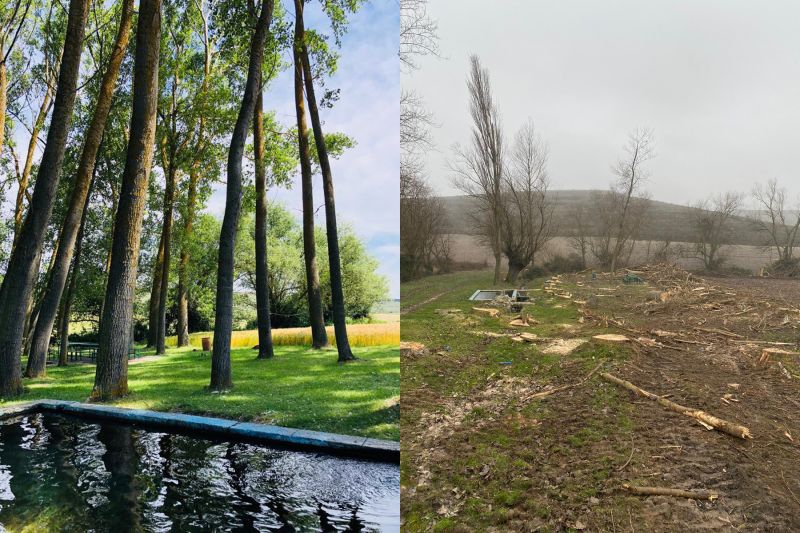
[166, 322, 400, 349]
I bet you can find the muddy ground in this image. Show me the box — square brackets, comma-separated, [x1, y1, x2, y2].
[401, 266, 800, 532]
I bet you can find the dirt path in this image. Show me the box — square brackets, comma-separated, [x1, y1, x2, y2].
[400, 291, 454, 315]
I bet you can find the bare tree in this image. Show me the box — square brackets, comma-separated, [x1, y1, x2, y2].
[567, 203, 590, 269]
[450, 55, 504, 284]
[400, 162, 449, 279]
[751, 178, 800, 264]
[400, 91, 434, 152]
[588, 188, 649, 269]
[499, 119, 554, 283]
[693, 192, 741, 271]
[608, 128, 654, 273]
[398, 0, 446, 281]
[400, 0, 439, 71]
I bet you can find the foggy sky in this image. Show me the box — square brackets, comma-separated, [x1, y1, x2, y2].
[403, 0, 800, 207]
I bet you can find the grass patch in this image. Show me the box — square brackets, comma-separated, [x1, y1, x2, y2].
[7, 345, 399, 440]
[401, 270, 640, 531]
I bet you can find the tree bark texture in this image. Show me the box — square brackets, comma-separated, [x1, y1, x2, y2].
[253, 82, 274, 359]
[293, 3, 328, 349]
[147, 233, 165, 347]
[297, 6, 353, 361]
[26, 0, 134, 378]
[210, 0, 274, 390]
[156, 143, 177, 355]
[92, 0, 162, 400]
[0, 0, 90, 397]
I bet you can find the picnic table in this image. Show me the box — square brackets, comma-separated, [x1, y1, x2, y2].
[47, 342, 142, 363]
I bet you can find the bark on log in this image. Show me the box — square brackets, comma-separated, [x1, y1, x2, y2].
[623, 484, 719, 500]
[600, 372, 752, 439]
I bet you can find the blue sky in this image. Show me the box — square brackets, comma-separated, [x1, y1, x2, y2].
[206, 1, 401, 299]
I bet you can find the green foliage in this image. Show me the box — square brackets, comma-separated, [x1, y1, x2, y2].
[232, 202, 388, 327]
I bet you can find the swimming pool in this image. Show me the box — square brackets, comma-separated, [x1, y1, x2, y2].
[0, 412, 399, 531]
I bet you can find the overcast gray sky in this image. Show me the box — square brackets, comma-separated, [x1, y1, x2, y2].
[403, 0, 800, 206]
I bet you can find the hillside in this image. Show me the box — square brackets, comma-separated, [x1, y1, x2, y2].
[439, 190, 771, 246]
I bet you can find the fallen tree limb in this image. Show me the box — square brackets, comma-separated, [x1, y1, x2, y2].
[693, 327, 744, 339]
[622, 484, 719, 501]
[599, 372, 752, 439]
[730, 339, 797, 347]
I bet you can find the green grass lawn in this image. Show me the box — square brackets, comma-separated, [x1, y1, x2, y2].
[401, 270, 636, 531]
[5, 345, 399, 441]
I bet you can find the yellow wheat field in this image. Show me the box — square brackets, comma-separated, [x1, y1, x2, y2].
[167, 322, 400, 349]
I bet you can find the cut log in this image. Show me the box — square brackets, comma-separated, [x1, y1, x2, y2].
[622, 484, 718, 501]
[509, 315, 538, 327]
[593, 334, 630, 344]
[473, 307, 500, 318]
[651, 329, 677, 338]
[762, 347, 800, 357]
[518, 332, 540, 343]
[599, 372, 752, 439]
[541, 338, 587, 355]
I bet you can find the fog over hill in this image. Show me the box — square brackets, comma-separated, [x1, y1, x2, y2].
[439, 190, 775, 247]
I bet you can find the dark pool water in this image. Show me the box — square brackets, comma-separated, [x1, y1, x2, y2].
[0, 413, 399, 532]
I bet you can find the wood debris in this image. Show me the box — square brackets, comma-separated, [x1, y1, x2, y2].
[511, 332, 541, 343]
[622, 484, 719, 501]
[593, 334, 630, 344]
[541, 338, 588, 355]
[599, 372, 752, 439]
[472, 307, 500, 318]
[400, 342, 428, 358]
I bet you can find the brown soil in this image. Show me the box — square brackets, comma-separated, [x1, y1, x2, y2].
[563, 265, 800, 531]
[403, 265, 800, 531]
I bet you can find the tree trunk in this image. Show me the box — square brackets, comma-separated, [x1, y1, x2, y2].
[147, 233, 165, 347]
[156, 151, 177, 355]
[505, 260, 525, 284]
[92, 0, 161, 401]
[293, 7, 328, 350]
[59, 254, 79, 367]
[0, 0, 90, 398]
[297, 7, 353, 362]
[210, 0, 274, 391]
[13, 83, 53, 248]
[253, 79, 274, 359]
[176, 171, 196, 347]
[0, 60, 6, 164]
[58, 179, 90, 368]
[26, 0, 134, 378]
[177, 0, 211, 348]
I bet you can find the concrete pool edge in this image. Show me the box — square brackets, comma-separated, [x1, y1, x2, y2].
[0, 400, 399, 463]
